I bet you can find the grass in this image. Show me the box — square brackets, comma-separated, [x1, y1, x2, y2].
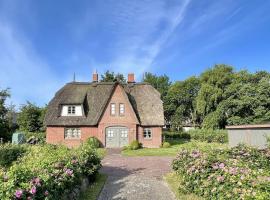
[121, 139, 227, 156]
[164, 172, 202, 200]
[79, 173, 107, 200]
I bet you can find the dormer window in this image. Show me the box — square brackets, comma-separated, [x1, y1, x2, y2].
[68, 106, 75, 115]
[61, 105, 83, 116]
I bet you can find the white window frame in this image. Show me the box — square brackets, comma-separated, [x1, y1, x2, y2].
[119, 103, 125, 115]
[67, 106, 76, 115]
[143, 128, 152, 139]
[64, 128, 81, 139]
[111, 103, 116, 115]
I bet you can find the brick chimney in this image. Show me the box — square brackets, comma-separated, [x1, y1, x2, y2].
[92, 70, 98, 82]
[127, 73, 135, 83]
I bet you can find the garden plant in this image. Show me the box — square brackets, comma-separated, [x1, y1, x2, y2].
[0, 139, 101, 200]
[172, 145, 270, 199]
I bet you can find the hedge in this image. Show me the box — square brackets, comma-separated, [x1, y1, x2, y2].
[163, 129, 228, 143]
[0, 140, 101, 200]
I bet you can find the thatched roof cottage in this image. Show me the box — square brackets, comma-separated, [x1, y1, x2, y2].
[45, 73, 164, 148]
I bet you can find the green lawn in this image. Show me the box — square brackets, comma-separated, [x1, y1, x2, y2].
[79, 174, 107, 200]
[121, 139, 227, 156]
[164, 172, 202, 200]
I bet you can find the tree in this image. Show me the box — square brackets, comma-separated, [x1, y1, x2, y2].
[0, 89, 11, 141]
[6, 103, 18, 133]
[196, 64, 234, 128]
[222, 71, 270, 125]
[143, 72, 171, 100]
[164, 76, 201, 129]
[100, 70, 126, 83]
[17, 102, 46, 132]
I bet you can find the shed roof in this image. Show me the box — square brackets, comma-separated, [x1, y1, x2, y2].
[226, 124, 270, 129]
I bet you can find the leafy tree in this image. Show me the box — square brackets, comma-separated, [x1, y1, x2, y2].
[17, 102, 46, 132]
[0, 89, 11, 141]
[143, 72, 171, 100]
[164, 76, 200, 129]
[196, 64, 234, 128]
[100, 70, 126, 83]
[222, 71, 270, 125]
[6, 103, 18, 133]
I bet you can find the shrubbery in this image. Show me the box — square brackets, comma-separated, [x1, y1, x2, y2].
[172, 145, 270, 199]
[163, 129, 228, 143]
[162, 142, 171, 148]
[0, 140, 101, 200]
[0, 144, 27, 167]
[85, 137, 100, 148]
[126, 140, 142, 150]
[188, 129, 228, 143]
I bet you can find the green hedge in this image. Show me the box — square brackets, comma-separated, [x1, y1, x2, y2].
[188, 129, 228, 143]
[172, 145, 270, 199]
[0, 139, 101, 200]
[163, 129, 228, 143]
[0, 144, 27, 167]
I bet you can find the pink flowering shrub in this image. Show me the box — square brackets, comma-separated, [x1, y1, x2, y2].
[0, 141, 101, 200]
[172, 145, 270, 199]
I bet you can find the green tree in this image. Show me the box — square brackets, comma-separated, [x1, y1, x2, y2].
[196, 64, 234, 128]
[0, 89, 11, 141]
[164, 76, 201, 129]
[143, 72, 171, 100]
[100, 70, 126, 83]
[222, 71, 270, 125]
[17, 102, 46, 132]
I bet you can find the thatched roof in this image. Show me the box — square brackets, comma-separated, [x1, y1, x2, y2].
[45, 82, 164, 126]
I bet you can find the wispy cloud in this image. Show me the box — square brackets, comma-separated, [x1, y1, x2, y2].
[68, 0, 191, 78]
[0, 21, 64, 107]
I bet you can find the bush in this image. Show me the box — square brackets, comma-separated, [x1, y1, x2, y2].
[162, 142, 171, 148]
[24, 132, 46, 144]
[188, 129, 228, 143]
[0, 141, 101, 200]
[172, 145, 270, 200]
[85, 137, 100, 148]
[163, 129, 228, 143]
[162, 131, 191, 140]
[129, 140, 141, 150]
[0, 144, 26, 167]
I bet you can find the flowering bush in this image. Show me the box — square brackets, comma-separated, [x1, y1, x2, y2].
[0, 141, 101, 200]
[172, 145, 270, 199]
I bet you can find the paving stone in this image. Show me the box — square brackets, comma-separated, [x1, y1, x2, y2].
[98, 149, 175, 200]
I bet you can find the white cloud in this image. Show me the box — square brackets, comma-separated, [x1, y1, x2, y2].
[68, 0, 191, 78]
[0, 22, 64, 108]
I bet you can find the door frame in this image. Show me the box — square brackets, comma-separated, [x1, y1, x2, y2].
[105, 126, 129, 147]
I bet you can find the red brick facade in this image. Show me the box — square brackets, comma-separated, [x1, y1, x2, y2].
[46, 85, 162, 148]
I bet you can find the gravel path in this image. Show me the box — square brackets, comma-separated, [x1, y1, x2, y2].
[98, 149, 175, 200]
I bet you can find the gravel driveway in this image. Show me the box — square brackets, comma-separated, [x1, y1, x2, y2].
[98, 149, 175, 200]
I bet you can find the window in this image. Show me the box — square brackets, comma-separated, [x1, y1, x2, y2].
[143, 128, 152, 139]
[111, 103, 116, 115]
[120, 130, 128, 138]
[64, 128, 81, 139]
[119, 103, 125, 115]
[67, 106, 76, 115]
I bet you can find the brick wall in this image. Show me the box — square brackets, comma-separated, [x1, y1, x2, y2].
[138, 126, 162, 148]
[46, 85, 162, 148]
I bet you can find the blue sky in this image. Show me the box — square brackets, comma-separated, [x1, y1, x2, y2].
[0, 0, 270, 107]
